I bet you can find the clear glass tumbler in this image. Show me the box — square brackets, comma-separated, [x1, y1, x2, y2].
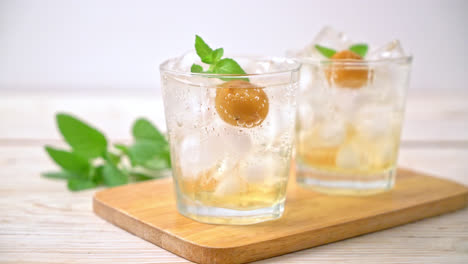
[160, 56, 300, 224]
[295, 57, 412, 195]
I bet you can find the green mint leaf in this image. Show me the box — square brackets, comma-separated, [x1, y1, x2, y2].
[56, 113, 107, 159]
[214, 58, 247, 74]
[107, 152, 121, 165]
[45, 146, 90, 173]
[193, 35, 249, 81]
[195, 35, 213, 63]
[102, 162, 128, 187]
[67, 177, 97, 191]
[210, 48, 224, 63]
[191, 64, 203, 73]
[127, 140, 169, 167]
[161, 151, 171, 167]
[144, 157, 170, 170]
[213, 58, 249, 81]
[42, 171, 79, 180]
[130, 172, 155, 182]
[132, 118, 168, 144]
[315, 44, 337, 58]
[91, 165, 105, 184]
[114, 144, 128, 153]
[349, 43, 368, 57]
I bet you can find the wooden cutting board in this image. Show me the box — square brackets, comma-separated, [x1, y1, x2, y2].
[93, 168, 468, 264]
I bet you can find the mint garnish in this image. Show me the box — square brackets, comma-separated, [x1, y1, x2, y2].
[315, 43, 369, 58]
[191, 35, 248, 81]
[43, 114, 171, 191]
[190, 64, 203, 73]
[315, 44, 337, 58]
[349, 43, 368, 57]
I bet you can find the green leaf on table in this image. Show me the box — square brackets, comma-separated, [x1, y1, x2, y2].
[107, 152, 121, 165]
[132, 118, 167, 144]
[349, 43, 369, 57]
[130, 172, 156, 182]
[43, 111, 172, 192]
[67, 177, 97, 191]
[42, 171, 79, 180]
[114, 144, 128, 153]
[102, 162, 128, 187]
[44, 146, 90, 173]
[127, 140, 169, 167]
[191, 64, 203, 73]
[56, 113, 108, 159]
[144, 156, 171, 170]
[90, 165, 105, 184]
[315, 44, 337, 58]
[195, 35, 214, 63]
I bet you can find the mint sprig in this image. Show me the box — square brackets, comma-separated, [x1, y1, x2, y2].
[42, 113, 171, 191]
[315, 45, 337, 58]
[191, 35, 249, 81]
[315, 43, 369, 58]
[349, 43, 368, 57]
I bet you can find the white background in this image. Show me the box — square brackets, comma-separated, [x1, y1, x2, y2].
[1, 0, 467, 93]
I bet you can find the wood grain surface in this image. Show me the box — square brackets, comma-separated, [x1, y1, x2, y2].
[1, 91, 468, 264]
[93, 169, 468, 264]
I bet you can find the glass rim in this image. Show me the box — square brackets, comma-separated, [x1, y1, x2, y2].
[159, 55, 302, 78]
[296, 55, 413, 66]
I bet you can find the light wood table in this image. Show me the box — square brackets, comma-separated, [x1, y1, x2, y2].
[1, 90, 467, 264]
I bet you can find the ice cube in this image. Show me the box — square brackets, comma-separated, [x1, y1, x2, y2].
[297, 103, 315, 131]
[172, 51, 200, 72]
[240, 153, 281, 184]
[256, 105, 294, 145]
[336, 144, 363, 169]
[374, 140, 397, 167]
[217, 120, 252, 158]
[178, 132, 218, 179]
[367, 40, 405, 60]
[293, 27, 352, 58]
[318, 116, 347, 147]
[214, 172, 247, 196]
[178, 118, 252, 180]
[162, 50, 223, 89]
[354, 105, 393, 140]
[314, 26, 352, 51]
[330, 88, 360, 117]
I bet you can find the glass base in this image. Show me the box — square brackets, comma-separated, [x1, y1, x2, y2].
[297, 165, 396, 196]
[176, 199, 285, 225]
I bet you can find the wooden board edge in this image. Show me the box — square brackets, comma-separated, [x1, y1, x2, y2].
[397, 167, 468, 189]
[94, 189, 468, 264]
[92, 171, 468, 264]
[93, 194, 232, 264]
[224, 190, 468, 264]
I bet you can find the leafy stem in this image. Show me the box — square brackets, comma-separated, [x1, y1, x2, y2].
[42, 114, 171, 191]
[190, 35, 249, 82]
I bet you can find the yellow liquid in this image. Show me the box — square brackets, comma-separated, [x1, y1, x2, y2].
[297, 121, 401, 175]
[177, 169, 287, 211]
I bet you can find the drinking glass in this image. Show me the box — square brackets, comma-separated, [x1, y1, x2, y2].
[295, 56, 412, 195]
[160, 56, 300, 224]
